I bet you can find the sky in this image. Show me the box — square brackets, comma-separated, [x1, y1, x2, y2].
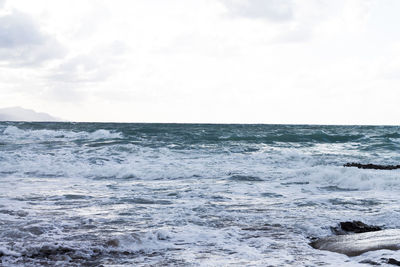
[0, 0, 399, 124]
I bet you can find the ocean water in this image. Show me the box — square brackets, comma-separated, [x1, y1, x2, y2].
[1, 122, 400, 266]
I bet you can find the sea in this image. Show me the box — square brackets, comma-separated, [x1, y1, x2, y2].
[1, 122, 400, 266]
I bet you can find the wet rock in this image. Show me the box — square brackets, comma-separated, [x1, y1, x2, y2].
[106, 239, 120, 247]
[25, 245, 75, 260]
[310, 229, 400, 256]
[388, 258, 400, 266]
[359, 259, 380, 265]
[331, 221, 382, 235]
[38, 246, 74, 258]
[344, 163, 400, 170]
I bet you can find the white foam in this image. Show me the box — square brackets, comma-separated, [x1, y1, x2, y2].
[292, 165, 400, 191]
[2, 124, 400, 265]
[0, 246, 21, 257]
[1, 125, 123, 141]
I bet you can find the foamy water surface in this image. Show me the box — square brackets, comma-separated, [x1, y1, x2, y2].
[1, 122, 400, 266]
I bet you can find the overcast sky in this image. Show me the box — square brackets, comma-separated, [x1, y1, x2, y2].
[0, 0, 399, 124]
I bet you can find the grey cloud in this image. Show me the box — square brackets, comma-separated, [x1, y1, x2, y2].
[0, 11, 66, 66]
[43, 41, 128, 103]
[0, 11, 42, 47]
[222, 0, 294, 22]
[50, 55, 109, 83]
[48, 41, 128, 84]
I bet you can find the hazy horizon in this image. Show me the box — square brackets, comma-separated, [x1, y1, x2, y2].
[1, 105, 400, 126]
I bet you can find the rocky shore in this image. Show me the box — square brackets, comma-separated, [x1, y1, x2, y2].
[310, 221, 400, 265]
[344, 163, 400, 170]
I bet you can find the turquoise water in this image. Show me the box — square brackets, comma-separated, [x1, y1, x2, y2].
[0, 122, 400, 266]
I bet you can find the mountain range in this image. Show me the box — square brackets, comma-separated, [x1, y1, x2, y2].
[0, 107, 62, 121]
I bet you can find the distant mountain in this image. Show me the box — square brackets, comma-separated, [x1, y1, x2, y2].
[0, 107, 63, 122]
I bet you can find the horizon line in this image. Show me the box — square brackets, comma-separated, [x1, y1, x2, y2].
[1, 120, 399, 127]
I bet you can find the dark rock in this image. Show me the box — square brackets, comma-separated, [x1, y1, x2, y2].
[331, 221, 382, 235]
[27, 245, 75, 259]
[106, 239, 120, 247]
[359, 259, 380, 265]
[344, 163, 400, 170]
[388, 258, 400, 266]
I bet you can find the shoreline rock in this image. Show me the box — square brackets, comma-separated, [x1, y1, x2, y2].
[388, 258, 400, 266]
[311, 222, 400, 265]
[330, 221, 382, 235]
[344, 162, 400, 170]
[310, 229, 400, 256]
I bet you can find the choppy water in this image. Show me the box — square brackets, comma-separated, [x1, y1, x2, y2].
[1, 122, 400, 266]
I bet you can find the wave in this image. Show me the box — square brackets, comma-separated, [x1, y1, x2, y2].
[1, 122, 399, 186]
[2, 123, 400, 149]
[289, 165, 400, 191]
[216, 133, 364, 143]
[381, 132, 400, 139]
[1, 126, 123, 141]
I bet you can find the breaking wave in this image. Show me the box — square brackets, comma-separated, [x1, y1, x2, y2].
[1, 125, 123, 141]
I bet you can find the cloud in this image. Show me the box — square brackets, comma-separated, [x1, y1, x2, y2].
[48, 41, 128, 84]
[0, 11, 43, 47]
[42, 41, 129, 103]
[219, 0, 315, 44]
[0, 0, 5, 9]
[49, 55, 108, 83]
[221, 0, 294, 22]
[0, 10, 65, 66]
